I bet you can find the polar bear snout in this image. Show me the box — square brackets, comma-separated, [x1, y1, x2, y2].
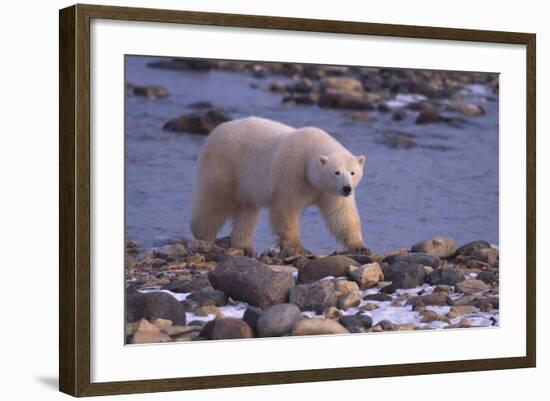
[342, 185, 352, 196]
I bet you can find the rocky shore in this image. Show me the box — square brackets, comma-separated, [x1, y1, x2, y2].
[128, 58, 498, 139]
[125, 236, 499, 344]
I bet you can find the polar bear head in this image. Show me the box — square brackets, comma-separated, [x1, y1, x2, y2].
[316, 152, 366, 197]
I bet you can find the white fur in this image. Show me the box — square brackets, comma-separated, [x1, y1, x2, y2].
[190, 116, 367, 255]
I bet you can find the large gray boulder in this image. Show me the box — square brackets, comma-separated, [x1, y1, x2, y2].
[289, 280, 338, 313]
[256, 304, 303, 337]
[298, 255, 359, 283]
[208, 257, 295, 308]
[126, 291, 187, 325]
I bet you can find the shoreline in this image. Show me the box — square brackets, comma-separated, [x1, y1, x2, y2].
[125, 236, 500, 343]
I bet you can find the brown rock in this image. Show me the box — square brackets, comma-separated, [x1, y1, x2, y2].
[291, 318, 349, 336]
[211, 318, 254, 340]
[131, 319, 172, 344]
[456, 279, 490, 295]
[321, 77, 364, 93]
[209, 257, 295, 309]
[163, 109, 231, 135]
[411, 237, 457, 258]
[133, 86, 169, 99]
[289, 280, 338, 313]
[348, 262, 384, 289]
[337, 291, 362, 310]
[333, 279, 360, 294]
[298, 255, 358, 284]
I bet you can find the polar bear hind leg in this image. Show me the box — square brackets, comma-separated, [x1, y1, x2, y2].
[230, 204, 260, 255]
[190, 160, 235, 242]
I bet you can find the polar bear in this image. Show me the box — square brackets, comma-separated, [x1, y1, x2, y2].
[190, 116, 368, 256]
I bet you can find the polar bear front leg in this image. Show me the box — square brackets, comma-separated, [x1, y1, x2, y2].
[269, 202, 309, 257]
[230, 205, 260, 256]
[318, 194, 371, 254]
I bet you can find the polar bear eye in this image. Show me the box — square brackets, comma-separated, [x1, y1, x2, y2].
[351, 172, 355, 175]
[334, 171, 340, 175]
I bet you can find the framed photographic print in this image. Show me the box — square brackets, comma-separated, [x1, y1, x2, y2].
[59, 3, 536, 397]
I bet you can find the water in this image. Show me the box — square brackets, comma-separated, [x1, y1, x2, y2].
[125, 56, 499, 254]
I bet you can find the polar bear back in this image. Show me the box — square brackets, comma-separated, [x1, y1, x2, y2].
[200, 116, 349, 207]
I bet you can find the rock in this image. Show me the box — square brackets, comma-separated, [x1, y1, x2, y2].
[339, 314, 373, 333]
[188, 100, 213, 109]
[209, 256, 295, 308]
[429, 267, 465, 286]
[447, 102, 485, 116]
[411, 237, 456, 258]
[330, 252, 373, 264]
[210, 318, 254, 340]
[325, 306, 343, 320]
[363, 293, 393, 302]
[256, 304, 303, 337]
[298, 255, 359, 283]
[450, 305, 478, 315]
[455, 240, 491, 257]
[321, 77, 364, 93]
[193, 305, 222, 317]
[131, 319, 172, 344]
[268, 265, 299, 275]
[148, 258, 167, 269]
[411, 291, 450, 307]
[269, 81, 287, 92]
[186, 289, 227, 307]
[198, 320, 215, 339]
[380, 132, 416, 149]
[333, 279, 360, 294]
[456, 280, 490, 294]
[420, 310, 451, 324]
[242, 306, 263, 332]
[191, 261, 217, 271]
[451, 295, 479, 306]
[126, 291, 187, 325]
[133, 86, 169, 99]
[153, 318, 173, 329]
[163, 276, 212, 293]
[434, 284, 454, 293]
[125, 321, 139, 337]
[477, 270, 497, 285]
[148, 58, 212, 71]
[163, 108, 231, 134]
[291, 318, 349, 336]
[318, 90, 374, 111]
[162, 325, 202, 337]
[392, 109, 407, 121]
[289, 280, 337, 313]
[475, 296, 499, 310]
[470, 248, 499, 265]
[225, 247, 245, 257]
[383, 262, 426, 289]
[282, 93, 319, 105]
[155, 243, 188, 259]
[187, 239, 224, 253]
[337, 291, 362, 310]
[348, 262, 384, 289]
[416, 109, 444, 124]
[383, 252, 441, 268]
[375, 320, 396, 331]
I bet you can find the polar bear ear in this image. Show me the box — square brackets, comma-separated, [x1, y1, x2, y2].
[356, 155, 366, 166]
[319, 156, 329, 165]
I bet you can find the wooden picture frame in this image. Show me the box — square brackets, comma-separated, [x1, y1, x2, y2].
[59, 3, 536, 397]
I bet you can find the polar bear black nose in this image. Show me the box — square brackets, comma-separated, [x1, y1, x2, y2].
[342, 185, 352, 196]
